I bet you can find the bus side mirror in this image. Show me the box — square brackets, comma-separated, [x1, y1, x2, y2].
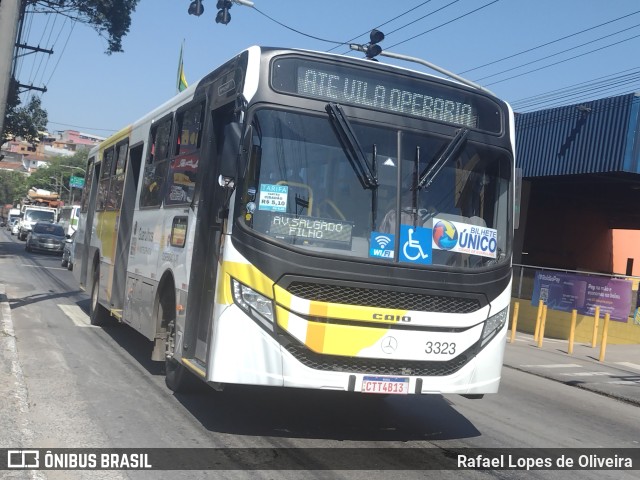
[221, 122, 242, 178]
[218, 175, 235, 189]
[217, 175, 235, 220]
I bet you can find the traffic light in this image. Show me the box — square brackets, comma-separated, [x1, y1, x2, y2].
[365, 29, 385, 60]
[215, 0, 232, 24]
[188, 0, 204, 16]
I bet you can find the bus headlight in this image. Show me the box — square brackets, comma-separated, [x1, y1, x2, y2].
[480, 307, 508, 347]
[231, 279, 275, 330]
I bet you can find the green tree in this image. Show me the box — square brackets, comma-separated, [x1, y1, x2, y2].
[0, 170, 28, 206]
[3, 80, 48, 144]
[27, 150, 88, 204]
[2, 1, 139, 141]
[33, 0, 140, 55]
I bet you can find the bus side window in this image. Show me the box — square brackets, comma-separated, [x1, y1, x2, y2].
[165, 102, 203, 206]
[97, 148, 115, 211]
[140, 117, 172, 208]
[81, 157, 95, 213]
[109, 140, 128, 210]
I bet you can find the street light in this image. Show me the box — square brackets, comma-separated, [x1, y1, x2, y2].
[58, 164, 86, 205]
[59, 164, 86, 174]
[50, 175, 69, 196]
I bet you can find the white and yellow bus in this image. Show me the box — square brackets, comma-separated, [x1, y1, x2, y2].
[74, 46, 515, 396]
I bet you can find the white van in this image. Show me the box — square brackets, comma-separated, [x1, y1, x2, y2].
[57, 205, 81, 236]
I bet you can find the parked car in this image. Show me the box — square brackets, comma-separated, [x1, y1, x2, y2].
[11, 219, 20, 236]
[25, 222, 66, 255]
[61, 232, 76, 270]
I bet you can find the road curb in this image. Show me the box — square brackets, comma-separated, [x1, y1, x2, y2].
[503, 363, 640, 408]
[0, 283, 40, 456]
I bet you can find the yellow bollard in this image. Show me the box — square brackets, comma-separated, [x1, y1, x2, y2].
[598, 313, 610, 362]
[537, 304, 548, 348]
[534, 300, 544, 341]
[568, 309, 577, 354]
[509, 302, 520, 343]
[591, 306, 600, 348]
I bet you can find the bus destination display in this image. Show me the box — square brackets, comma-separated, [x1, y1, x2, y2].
[272, 58, 502, 132]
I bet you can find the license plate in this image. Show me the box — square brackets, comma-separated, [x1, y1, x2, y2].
[361, 376, 410, 394]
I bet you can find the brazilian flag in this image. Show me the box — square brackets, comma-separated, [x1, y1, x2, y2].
[177, 43, 188, 93]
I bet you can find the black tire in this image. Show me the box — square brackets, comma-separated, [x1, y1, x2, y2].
[162, 299, 202, 393]
[165, 357, 202, 393]
[89, 264, 107, 326]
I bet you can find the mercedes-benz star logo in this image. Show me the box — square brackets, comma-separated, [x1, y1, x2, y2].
[381, 336, 398, 354]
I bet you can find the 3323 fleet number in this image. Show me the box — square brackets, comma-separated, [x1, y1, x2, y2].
[425, 341, 456, 355]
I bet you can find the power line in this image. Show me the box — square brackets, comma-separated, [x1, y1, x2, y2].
[250, 6, 347, 45]
[44, 19, 75, 89]
[385, 0, 460, 37]
[460, 9, 640, 75]
[511, 67, 640, 110]
[386, 0, 501, 50]
[341, 0, 462, 56]
[47, 121, 116, 133]
[514, 81, 640, 112]
[328, 0, 436, 53]
[473, 23, 640, 83]
[484, 31, 640, 87]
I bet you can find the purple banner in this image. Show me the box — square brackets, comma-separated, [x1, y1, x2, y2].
[532, 271, 632, 322]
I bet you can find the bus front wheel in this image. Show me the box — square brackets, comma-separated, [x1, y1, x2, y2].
[165, 356, 199, 393]
[89, 264, 107, 326]
[162, 304, 201, 393]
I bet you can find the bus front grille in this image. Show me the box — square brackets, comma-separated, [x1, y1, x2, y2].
[284, 344, 474, 377]
[286, 282, 481, 314]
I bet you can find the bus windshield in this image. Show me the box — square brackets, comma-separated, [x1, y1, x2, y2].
[240, 107, 512, 270]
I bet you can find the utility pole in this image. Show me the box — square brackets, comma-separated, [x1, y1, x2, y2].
[0, 0, 23, 140]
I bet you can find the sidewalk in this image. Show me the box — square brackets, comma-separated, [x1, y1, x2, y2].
[504, 331, 640, 406]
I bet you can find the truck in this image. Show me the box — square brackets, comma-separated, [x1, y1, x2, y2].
[17, 205, 57, 241]
[7, 207, 21, 227]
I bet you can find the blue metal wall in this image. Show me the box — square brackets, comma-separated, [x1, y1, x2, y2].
[515, 93, 640, 177]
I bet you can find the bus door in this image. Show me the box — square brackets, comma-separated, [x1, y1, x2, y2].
[78, 158, 100, 289]
[185, 104, 238, 364]
[111, 141, 143, 311]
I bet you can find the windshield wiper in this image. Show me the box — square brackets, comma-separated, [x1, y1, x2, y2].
[325, 103, 378, 190]
[417, 128, 469, 190]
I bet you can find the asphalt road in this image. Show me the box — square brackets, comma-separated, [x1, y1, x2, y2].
[1, 229, 638, 480]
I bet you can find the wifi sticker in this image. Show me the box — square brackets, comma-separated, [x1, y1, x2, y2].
[369, 232, 395, 259]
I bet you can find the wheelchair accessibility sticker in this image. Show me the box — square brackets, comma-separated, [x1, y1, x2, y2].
[399, 225, 432, 264]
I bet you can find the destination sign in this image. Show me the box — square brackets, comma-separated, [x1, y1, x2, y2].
[269, 213, 353, 246]
[272, 57, 502, 132]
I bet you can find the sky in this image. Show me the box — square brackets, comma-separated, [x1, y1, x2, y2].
[14, 0, 640, 138]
